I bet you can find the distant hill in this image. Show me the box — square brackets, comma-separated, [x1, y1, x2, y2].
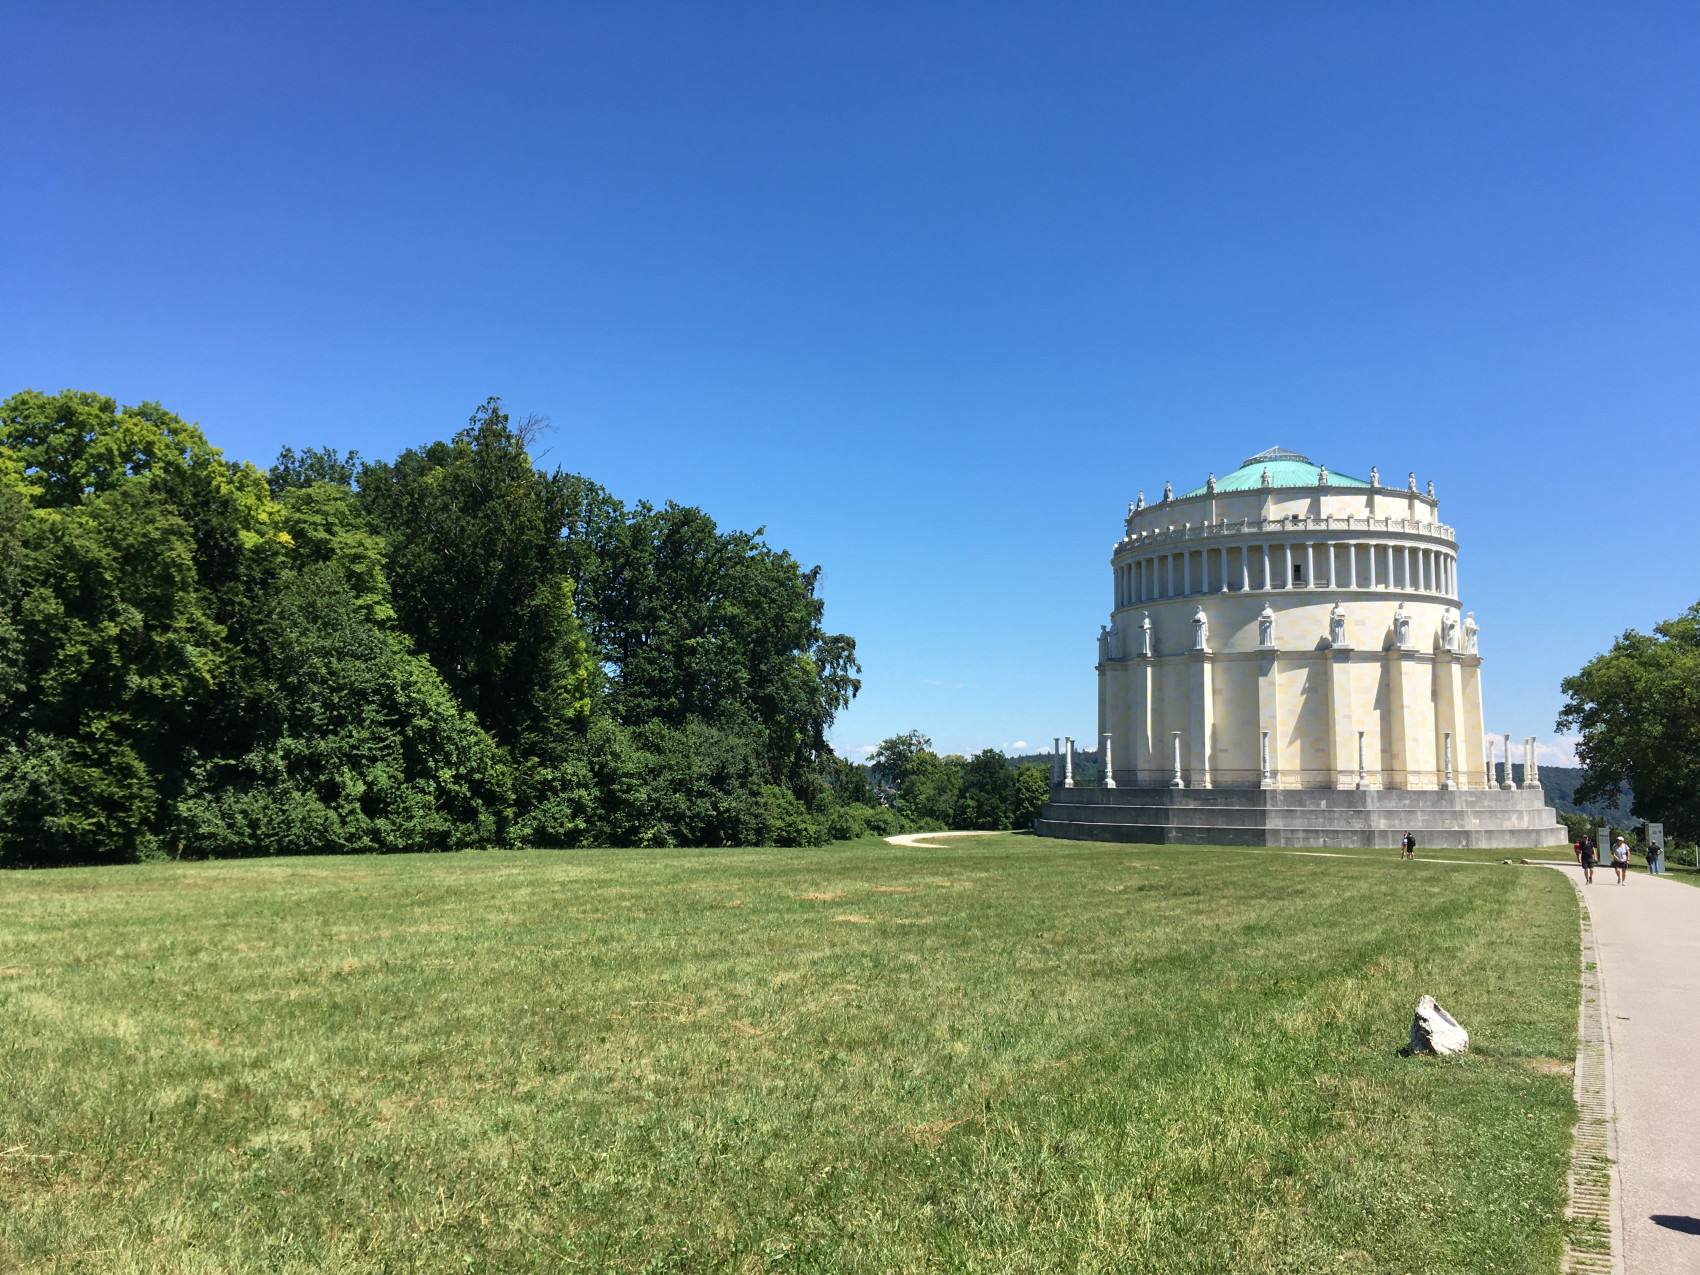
[1530, 766, 1636, 825]
[1010, 750, 1099, 786]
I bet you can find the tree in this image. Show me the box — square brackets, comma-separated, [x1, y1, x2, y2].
[823, 754, 874, 807]
[1012, 764, 1051, 829]
[0, 481, 226, 861]
[357, 399, 593, 757]
[869, 731, 931, 792]
[899, 750, 961, 828]
[563, 484, 860, 802]
[174, 566, 506, 857]
[267, 445, 361, 494]
[0, 385, 867, 859]
[1557, 601, 1700, 844]
[0, 389, 224, 508]
[955, 748, 1018, 829]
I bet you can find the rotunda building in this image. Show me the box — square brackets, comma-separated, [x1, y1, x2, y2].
[1037, 447, 1564, 849]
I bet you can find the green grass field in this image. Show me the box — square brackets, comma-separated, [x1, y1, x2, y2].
[1, 836, 1580, 1273]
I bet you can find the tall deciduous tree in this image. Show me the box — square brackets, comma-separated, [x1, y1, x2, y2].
[358, 399, 593, 757]
[1557, 601, 1700, 843]
[563, 486, 860, 801]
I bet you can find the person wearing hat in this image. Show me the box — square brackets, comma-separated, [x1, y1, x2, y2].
[1610, 835, 1630, 884]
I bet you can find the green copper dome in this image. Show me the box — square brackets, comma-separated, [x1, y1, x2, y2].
[1181, 446, 1370, 497]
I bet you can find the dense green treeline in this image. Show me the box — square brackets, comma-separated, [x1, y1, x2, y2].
[0, 390, 880, 864]
[865, 731, 1052, 833]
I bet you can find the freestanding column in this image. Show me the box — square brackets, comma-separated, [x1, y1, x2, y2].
[1347, 543, 1357, 589]
[1525, 737, 1542, 790]
[1500, 732, 1516, 789]
[1102, 733, 1116, 789]
[1260, 730, 1273, 789]
[1260, 544, 1269, 590]
[1356, 730, 1367, 790]
[1170, 732, 1185, 788]
[1239, 545, 1249, 592]
[1053, 737, 1062, 786]
[1443, 732, 1455, 790]
[1484, 735, 1493, 791]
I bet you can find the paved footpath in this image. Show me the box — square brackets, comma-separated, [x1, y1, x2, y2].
[1549, 864, 1700, 1274]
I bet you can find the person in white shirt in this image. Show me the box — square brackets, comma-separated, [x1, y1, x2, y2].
[1610, 837, 1630, 884]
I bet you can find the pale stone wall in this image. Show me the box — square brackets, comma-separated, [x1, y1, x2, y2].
[1097, 474, 1487, 792]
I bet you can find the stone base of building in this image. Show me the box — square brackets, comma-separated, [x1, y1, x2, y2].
[1035, 785, 1565, 850]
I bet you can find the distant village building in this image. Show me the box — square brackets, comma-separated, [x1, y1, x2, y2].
[1039, 448, 1564, 848]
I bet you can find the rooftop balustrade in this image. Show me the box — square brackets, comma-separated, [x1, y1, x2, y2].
[1118, 513, 1455, 554]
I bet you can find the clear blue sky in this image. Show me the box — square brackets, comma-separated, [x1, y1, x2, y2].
[4, 3, 1696, 763]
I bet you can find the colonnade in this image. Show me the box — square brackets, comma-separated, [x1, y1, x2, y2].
[1113, 540, 1457, 609]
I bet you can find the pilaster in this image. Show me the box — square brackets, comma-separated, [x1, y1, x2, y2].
[1133, 656, 1154, 785]
[1326, 648, 1356, 789]
[1435, 650, 1465, 789]
[1459, 653, 1485, 790]
[1385, 648, 1415, 789]
[1188, 650, 1213, 789]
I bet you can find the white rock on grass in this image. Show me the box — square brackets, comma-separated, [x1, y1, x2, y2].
[1408, 995, 1470, 1056]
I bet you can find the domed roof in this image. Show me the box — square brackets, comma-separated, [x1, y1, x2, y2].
[1181, 446, 1369, 497]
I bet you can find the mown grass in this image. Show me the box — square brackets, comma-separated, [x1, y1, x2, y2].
[1, 836, 1578, 1273]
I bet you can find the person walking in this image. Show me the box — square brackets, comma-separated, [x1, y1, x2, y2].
[1611, 836, 1630, 884]
[1580, 836, 1597, 884]
[1401, 831, 1416, 860]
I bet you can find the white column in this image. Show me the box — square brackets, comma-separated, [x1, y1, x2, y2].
[1526, 737, 1542, 790]
[1348, 543, 1357, 589]
[1240, 545, 1249, 592]
[1356, 730, 1367, 789]
[1053, 737, 1061, 785]
[1443, 732, 1455, 789]
[1483, 734, 1492, 791]
[1065, 736, 1075, 788]
[1182, 551, 1190, 596]
[1500, 732, 1516, 789]
[1260, 730, 1272, 789]
[1306, 542, 1316, 588]
[1170, 731, 1185, 788]
[1102, 733, 1116, 788]
[1260, 544, 1269, 590]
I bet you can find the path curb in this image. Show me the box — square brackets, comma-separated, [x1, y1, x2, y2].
[1556, 872, 1624, 1275]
